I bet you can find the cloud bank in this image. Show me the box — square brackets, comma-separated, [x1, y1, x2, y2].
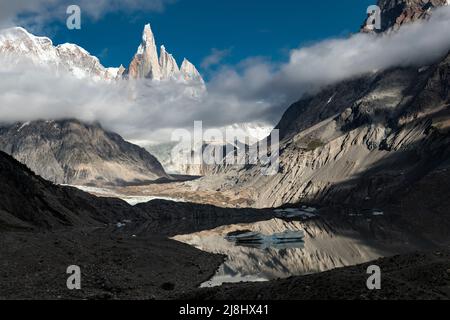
[1, 6, 450, 143]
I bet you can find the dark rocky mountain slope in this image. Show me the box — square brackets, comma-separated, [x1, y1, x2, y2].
[195, 0, 450, 210]
[0, 150, 143, 231]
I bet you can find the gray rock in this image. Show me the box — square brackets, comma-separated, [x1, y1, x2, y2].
[0, 119, 168, 186]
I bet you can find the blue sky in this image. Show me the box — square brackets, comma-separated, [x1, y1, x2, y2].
[47, 0, 374, 72]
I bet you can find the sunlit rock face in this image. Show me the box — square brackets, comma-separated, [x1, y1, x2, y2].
[123, 23, 205, 85]
[159, 45, 180, 80]
[180, 58, 204, 84]
[125, 24, 163, 80]
[0, 119, 168, 186]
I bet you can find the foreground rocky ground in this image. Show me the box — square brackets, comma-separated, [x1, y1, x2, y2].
[180, 249, 450, 300]
[1, 225, 449, 300]
[0, 229, 222, 300]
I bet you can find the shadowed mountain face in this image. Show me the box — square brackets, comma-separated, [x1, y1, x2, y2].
[262, 51, 450, 208]
[362, 0, 449, 32]
[0, 150, 145, 231]
[0, 119, 168, 187]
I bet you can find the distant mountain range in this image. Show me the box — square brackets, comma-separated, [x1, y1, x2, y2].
[146, 122, 273, 174]
[0, 23, 205, 85]
[2, 0, 448, 199]
[0, 23, 271, 177]
[0, 23, 208, 179]
[0, 26, 118, 81]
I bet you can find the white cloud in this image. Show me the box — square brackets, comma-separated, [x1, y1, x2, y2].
[201, 48, 231, 69]
[0, 59, 272, 143]
[1, 6, 450, 144]
[207, 5, 450, 117]
[0, 0, 175, 29]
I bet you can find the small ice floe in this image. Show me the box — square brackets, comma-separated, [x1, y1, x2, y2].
[274, 207, 317, 220]
[225, 230, 305, 250]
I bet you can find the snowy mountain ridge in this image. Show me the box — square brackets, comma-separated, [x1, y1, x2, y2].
[0, 24, 204, 85]
[0, 26, 119, 81]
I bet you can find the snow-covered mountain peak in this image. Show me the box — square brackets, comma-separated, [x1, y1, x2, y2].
[0, 26, 57, 63]
[143, 24, 153, 41]
[180, 58, 204, 83]
[125, 23, 162, 80]
[0, 26, 48, 42]
[223, 122, 274, 145]
[0, 26, 121, 81]
[138, 23, 157, 53]
[56, 43, 90, 56]
[0, 24, 205, 86]
[124, 23, 204, 84]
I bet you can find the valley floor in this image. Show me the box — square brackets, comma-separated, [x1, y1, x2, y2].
[70, 178, 256, 208]
[0, 228, 223, 300]
[1, 199, 447, 300]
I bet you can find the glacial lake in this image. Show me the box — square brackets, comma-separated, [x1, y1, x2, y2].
[174, 216, 382, 288]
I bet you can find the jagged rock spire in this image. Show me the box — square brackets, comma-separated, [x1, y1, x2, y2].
[125, 23, 162, 80]
[180, 58, 204, 83]
[159, 45, 180, 79]
[124, 23, 205, 83]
